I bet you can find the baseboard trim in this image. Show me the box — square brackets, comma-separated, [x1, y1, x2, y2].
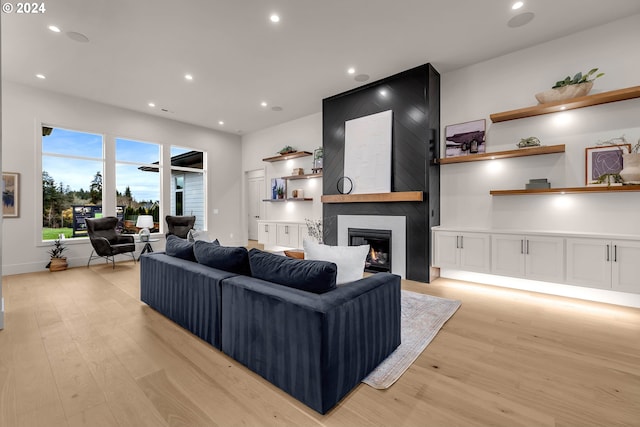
[2, 254, 138, 276]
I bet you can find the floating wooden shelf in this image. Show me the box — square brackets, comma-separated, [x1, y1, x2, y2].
[490, 86, 640, 123]
[262, 198, 313, 202]
[490, 185, 640, 196]
[262, 151, 312, 162]
[281, 173, 322, 180]
[439, 144, 565, 164]
[321, 191, 423, 203]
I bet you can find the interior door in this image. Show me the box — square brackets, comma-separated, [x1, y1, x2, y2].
[247, 177, 264, 240]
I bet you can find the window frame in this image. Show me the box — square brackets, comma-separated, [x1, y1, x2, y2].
[170, 145, 207, 231]
[115, 136, 163, 234]
[38, 123, 105, 244]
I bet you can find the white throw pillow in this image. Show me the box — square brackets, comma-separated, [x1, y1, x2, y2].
[303, 239, 369, 285]
[187, 229, 212, 242]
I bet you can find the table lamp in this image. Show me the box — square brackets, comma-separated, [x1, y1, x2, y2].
[136, 215, 154, 242]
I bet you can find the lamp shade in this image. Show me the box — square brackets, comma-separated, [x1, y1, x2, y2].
[136, 215, 154, 229]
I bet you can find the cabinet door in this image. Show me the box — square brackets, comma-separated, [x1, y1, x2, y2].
[525, 236, 564, 283]
[611, 240, 640, 294]
[276, 223, 299, 248]
[433, 232, 459, 269]
[459, 233, 491, 273]
[491, 234, 525, 277]
[258, 222, 277, 246]
[566, 238, 611, 289]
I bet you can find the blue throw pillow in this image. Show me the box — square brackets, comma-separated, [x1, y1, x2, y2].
[194, 240, 250, 275]
[248, 248, 337, 294]
[165, 235, 196, 261]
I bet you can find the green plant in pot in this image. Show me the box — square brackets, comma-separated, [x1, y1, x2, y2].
[46, 239, 68, 271]
[535, 68, 604, 104]
[276, 185, 285, 199]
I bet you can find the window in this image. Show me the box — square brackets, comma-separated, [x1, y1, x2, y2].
[170, 146, 205, 230]
[116, 138, 161, 234]
[174, 175, 184, 215]
[41, 126, 103, 240]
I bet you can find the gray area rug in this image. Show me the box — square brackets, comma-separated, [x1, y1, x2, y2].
[362, 290, 461, 389]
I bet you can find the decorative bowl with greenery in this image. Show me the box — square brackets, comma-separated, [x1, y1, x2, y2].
[278, 145, 295, 155]
[551, 68, 604, 89]
[535, 68, 604, 104]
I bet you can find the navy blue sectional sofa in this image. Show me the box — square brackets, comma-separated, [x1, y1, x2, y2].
[140, 245, 401, 414]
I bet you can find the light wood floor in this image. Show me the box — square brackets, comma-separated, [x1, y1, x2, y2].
[1, 262, 639, 427]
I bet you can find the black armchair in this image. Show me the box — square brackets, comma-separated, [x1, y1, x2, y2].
[86, 217, 136, 268]
[165, 215, 196, 239]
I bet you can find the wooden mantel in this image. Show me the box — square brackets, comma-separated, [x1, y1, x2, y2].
[321, 191, 423, 203]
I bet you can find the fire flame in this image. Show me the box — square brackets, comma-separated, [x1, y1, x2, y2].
[370, 248, 378, 262]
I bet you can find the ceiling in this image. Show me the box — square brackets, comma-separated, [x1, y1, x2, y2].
[3, 0, 640, 135]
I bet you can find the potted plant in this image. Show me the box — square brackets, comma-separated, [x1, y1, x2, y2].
[535, 68, 604, 104]
[46, 238, 68, 271]
[313, 147, 323, 172]
[276, 185, 285, 199]
[620, 139, 640, 184]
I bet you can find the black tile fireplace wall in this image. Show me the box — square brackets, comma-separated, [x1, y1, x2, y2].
[322, 63, 440, 282]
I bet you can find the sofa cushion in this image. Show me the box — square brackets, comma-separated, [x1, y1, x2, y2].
[165, 234, 196, 261]
[194, 240, 250, 275]
[248, 248, 337, 294]
[303, 240, 369, 285]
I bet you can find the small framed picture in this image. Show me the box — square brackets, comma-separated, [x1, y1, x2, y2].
[585, 145, 630, 185]
[2, 172, 19, 218]
[271, 178, 286, 200]
[444, 119, 486, 158]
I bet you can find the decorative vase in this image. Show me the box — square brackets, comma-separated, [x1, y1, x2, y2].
[620, 153, 640, 184]
[49, 257, 68, 272]
[534, 81, 594, 104]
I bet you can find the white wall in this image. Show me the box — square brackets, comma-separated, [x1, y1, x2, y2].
[1, 81, 243, 274]
[441, 14, 640, 236]
[240, 113, 323, 242]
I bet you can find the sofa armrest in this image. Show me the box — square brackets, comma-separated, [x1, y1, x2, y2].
[220, 272, 401, 414]
[140, 252, 236, 348]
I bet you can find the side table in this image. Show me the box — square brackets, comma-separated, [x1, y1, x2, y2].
[136, 238, 160, 260]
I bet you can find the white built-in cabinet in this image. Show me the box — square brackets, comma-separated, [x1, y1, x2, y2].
[491, 234, 564, 283]
[433, 231, 490, 273]
[276, 223, 299, 248]
[258, 222, 277, 246]
[257, 220, 312, 249]
[433, 227, 640, 296]
[566, 238, 640, 293]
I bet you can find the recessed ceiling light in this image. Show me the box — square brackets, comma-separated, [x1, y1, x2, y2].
[347, 67, 356, 75]
[261, 101, 268, 107]
[271, 106, 283, 112]
[218, 120, 224, 125]
[512, 1, 524, 10]
[148, 102, 156, 107]
[354, 74, 370, 82]
[36, 74, 46, 79]
[185, 74, 193, 81]
[270, 14, 280, 23]
[379, 89, 388, 97]
[48, 25, 61, 33]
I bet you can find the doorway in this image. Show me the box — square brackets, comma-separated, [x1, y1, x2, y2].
[246, 170, 265, 241]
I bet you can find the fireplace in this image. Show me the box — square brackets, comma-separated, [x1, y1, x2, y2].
[348, 228, 392, 273]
